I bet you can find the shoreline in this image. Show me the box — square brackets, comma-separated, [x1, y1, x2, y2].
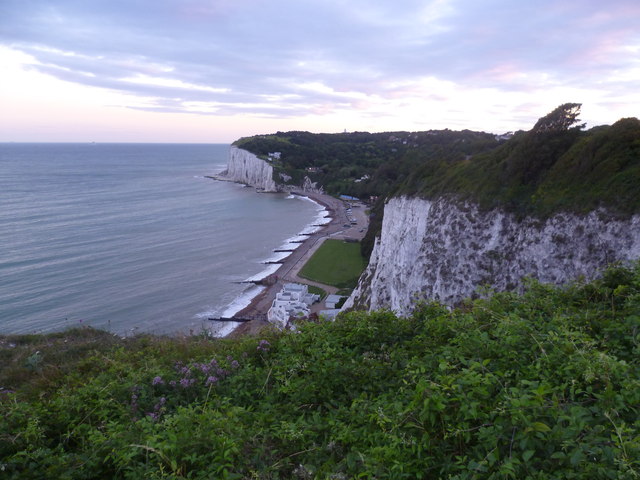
[223, 184, 367, 338]
[226, 189, 349, 338]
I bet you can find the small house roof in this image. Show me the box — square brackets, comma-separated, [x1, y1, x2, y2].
[326, 294, 344, 303]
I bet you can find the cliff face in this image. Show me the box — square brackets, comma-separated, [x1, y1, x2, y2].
[344, 196, 640, 315]
[224, 146, 278, 192]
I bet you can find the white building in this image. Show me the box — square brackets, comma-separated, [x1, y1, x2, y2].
[325, 294, 345, 309]
[267, 283, 319, 329]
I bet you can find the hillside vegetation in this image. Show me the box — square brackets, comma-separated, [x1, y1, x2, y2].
[398, 104, 640, 217]
[2, 263, 639, 478]
[234, 129, 498, 200]
[235, 105, 640, 259]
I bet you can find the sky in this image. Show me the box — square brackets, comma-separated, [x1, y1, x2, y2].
[1, 0, 639, 143]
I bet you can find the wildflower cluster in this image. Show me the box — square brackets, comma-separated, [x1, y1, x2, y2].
[146, 396, 166, 421]
[129, 386, 141, 421]
[134, 353, 245, 421]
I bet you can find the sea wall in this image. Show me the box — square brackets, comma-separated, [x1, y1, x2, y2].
[224, 146, 278, 192]
[344, 196, 640, 315]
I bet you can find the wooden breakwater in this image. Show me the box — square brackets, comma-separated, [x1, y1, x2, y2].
[234, 273, 279, 286]
[207, 317, 250, 322]
[207, 313, 267, 323]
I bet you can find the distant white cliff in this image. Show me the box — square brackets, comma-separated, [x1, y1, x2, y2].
[220, 146, 324, 194]
[222, 146, 278, 192]
[344, 196, 640, 315]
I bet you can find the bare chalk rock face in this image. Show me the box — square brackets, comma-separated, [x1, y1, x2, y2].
[344, 196, 640, 315]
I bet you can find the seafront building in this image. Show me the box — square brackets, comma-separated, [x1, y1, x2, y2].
[324, 294, 345, 309]
[267, 283, 319, 329]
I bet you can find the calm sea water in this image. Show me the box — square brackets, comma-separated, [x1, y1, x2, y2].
[0, 143, 322, 336]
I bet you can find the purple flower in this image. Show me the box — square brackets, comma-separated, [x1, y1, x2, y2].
[153, 397, 166, 413]
[179, 378, 195, 388]
[199, 363, 211, 374]
[257, 339, 271, 352]
[152, 376, 164, 386]
[169, 380, 177, 387]
[147, 412, 160, 421]
[231, 360, 240, 369]
[205, 376, 218, 386]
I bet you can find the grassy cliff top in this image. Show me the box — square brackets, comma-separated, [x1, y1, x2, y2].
[2, 263, 640, 478]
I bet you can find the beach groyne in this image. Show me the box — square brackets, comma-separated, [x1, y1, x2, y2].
[225, 191, 353, 337]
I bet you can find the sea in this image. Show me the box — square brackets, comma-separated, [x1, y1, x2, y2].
[0, 143, 326, 337]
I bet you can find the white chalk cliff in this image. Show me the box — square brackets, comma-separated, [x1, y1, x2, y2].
[344, 196, 640, 315]
[222, 147, 327, 194]
[223, 146, 278, 192]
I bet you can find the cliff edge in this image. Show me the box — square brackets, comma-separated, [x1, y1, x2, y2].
[221, 146, 278, 192]
[343, 196, 640, 314]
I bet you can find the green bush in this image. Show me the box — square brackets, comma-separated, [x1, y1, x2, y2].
[1, 263, 639, 478]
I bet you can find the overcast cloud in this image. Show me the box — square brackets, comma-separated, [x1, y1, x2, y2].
[1, 0, 639, 140]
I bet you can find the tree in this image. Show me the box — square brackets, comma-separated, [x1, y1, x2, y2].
[532, 103, 585, 133]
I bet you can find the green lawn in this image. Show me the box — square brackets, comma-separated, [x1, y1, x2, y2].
[305, 284, 327, 300]
[299, 239, 367, 288]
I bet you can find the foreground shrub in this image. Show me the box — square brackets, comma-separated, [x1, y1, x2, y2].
[1, 263, 639, 478]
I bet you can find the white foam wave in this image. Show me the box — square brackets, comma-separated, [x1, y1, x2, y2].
[209, 321, 237, 338]
[264, 251, 291, 263]
[244, 264, 280, 282]
[299, 226, 320, 235]
[277, 241, 302, 251]
[284, 234, 310, 244]
[221, 284, 266, 318]
[297, 195, 322, 206]
[275, 199, 331, 249]
[195, 284, 267, 337]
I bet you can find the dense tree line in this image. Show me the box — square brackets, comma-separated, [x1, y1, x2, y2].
[234, 129, 499, 200]
[396, 104, 640, 217]
[236, 105, 639, 258]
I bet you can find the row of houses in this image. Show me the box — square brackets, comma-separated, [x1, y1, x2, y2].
[267, 283, 319, 329]
[266, 283, 346, 329]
